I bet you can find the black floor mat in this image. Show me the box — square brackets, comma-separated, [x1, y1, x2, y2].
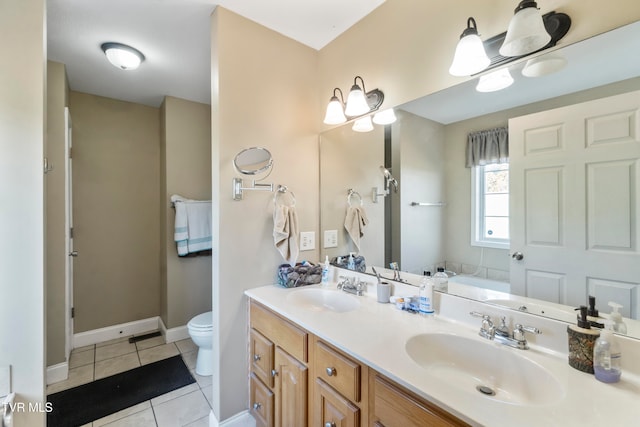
[47, 355, 195, 427]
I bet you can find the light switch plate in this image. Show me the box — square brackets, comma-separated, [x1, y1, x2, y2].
[324, 230, 338, 248]
[300, 231, 315, 251]
[0, 365, 10, 397]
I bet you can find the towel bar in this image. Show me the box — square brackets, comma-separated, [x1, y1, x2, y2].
[410, 202, 446, 207]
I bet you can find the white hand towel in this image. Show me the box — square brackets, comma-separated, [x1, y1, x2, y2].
[185, 201, 212, 253]
[171, 195, 189, 256]
[344, 205, 369, 250]
[273, 204, 299, 266]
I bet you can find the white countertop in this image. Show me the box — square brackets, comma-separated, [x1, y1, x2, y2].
[245, 280, 640, 427]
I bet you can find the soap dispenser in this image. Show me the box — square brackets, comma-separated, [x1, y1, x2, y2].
[321, 256, 330, 287]
[567, 305, 600, 373]
[608, 302, 627, 334]
[593, 320, 621, 383]
[347, 252, 355, 270]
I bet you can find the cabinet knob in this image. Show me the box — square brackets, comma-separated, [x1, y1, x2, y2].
[271, 369, 278, 377]
[325, 367, 336, 376]
[253, 402, 262, 410]
[325, 422, 336, 427]
[253, 354, 261, 361]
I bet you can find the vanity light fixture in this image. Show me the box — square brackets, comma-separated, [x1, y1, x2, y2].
[521, 54, 567, 77]
[352, 116, 374, 132]
[499, 1, 551, 57]
[449, 17, 491, 77]
[372, 108, 397, 125]
[344, 76, 371, 116]
[322, 76, 384, 125]
[323, 88, 348, 125]
[476, 68, 514, 92]
[101, 42, 145, 70]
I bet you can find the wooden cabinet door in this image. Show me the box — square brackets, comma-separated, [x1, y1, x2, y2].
[274, 347, 308, 427]
[314, 378, 359, 427]
[250, 373, 274, 427]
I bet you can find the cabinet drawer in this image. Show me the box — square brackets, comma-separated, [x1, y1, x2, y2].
[250, 301, 308, 363]
[250, 373, 274, 427]
[372, 374, 468, 427]
[314, 378, 359, 427]
[250, 329, 274, 388]
[315, 341, 360, 403]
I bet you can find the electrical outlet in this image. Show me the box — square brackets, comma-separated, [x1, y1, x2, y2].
[300, 231, 315, 251]
[324, 229, 338, 248]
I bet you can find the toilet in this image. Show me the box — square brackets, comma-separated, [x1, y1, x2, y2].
[187, 311, 213, 376]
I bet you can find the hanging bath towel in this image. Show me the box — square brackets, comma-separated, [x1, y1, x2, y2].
[344, 205, 369, 250]
[273, 204, 299, 266]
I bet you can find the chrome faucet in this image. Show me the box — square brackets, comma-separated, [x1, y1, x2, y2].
[337, 276, 367, 296]
[470, 312, 540, 350]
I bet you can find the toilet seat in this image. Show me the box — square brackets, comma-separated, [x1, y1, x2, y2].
[188, 311, 213, 331]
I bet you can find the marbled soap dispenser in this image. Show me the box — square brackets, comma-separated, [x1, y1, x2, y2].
[567, 305, 600, 373]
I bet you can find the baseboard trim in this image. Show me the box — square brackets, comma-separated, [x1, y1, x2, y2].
[158, 317, 189, 343]
[73, 317, 160, 349]
[46, 361, 69, 385]
[209, 410, 254, 427]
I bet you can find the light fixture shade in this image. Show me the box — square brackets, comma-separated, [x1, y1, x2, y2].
[352, 116, 374, 132]
[499, 3, 551, 57]
[372, 109, 397, 125]
[345, 84, 370, 116]
[323, 96, 347, 125]
[522, 54, 567, 77]
[101, 42, 145, 70]
[476, 68, 514, 92]
[449, 18, 490, 76]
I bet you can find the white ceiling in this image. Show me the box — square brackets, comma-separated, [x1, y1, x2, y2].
[47, 0, 386, 107]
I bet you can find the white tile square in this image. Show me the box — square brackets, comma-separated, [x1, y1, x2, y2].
[69, 347, 95, 368]
[135, 335, 166, 351]
[181, 351, 197, 371]
[47, 364, 94, 394]
[93, 401, 151, 427]
[138, 343, 179, 365]
[95, 341, 137, 362]
[184, 416, 210, 427]
[73, 344, 96, 354]
[175, 338, 197, 354]
[150, 383, 199, 406]
[153, 390, 210, 427]
[101, 407, 156, 427]
[190, 370, 212, 388]
[96, 336, 132, 347]
[94, 352, 140, 380]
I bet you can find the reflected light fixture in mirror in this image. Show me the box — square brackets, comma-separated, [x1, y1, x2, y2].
[522, 54, 567, 77]
[499, 1, 551, 57]
[101, 42, 145, 70]
[372, 108, 397, 125]
[476, 68, 514, 92]
[449, 17, 490, 77]
[323, 88, 347, 125]
[352, 116, 374, 132]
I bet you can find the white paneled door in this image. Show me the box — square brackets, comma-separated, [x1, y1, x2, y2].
[509, 90, 640, 318]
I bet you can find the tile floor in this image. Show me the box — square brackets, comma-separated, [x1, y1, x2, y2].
[47, 333, 212, 427]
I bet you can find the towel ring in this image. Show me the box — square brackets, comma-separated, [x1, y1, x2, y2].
[347, 189, 363, 206]
[275, 184, 296, 207]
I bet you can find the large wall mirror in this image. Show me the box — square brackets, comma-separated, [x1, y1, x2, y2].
[320, 20, 640, 338]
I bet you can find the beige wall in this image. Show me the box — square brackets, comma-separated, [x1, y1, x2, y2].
[319, 125, 385, 265]
[444, 76, 640, 276]
[0, 0, 46, 424]
[46, 61, 69, 366]
[211, 7, 320, 420]
[160, 96, 212, 328]
[69, 91, 161, 332]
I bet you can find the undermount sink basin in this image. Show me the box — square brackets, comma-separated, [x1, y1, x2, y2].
[405, 333, 564, 406]
[484, 299, 576, 323]
[286, 288, 361, 313]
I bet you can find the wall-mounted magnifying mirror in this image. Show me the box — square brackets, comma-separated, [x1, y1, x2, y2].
[232, 147, 274, 200]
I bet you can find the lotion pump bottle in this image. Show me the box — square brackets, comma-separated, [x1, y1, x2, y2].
[608, 302, 627, 334]
[593, 320, 621, 383]
[347, 252, 355, 270]
[321, 256, 330, 287]
[418, 272, 434, 317]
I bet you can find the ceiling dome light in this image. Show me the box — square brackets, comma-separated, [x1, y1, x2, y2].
[344, 76, 371, 117]
[499, 1, 551, 57]
[449, 17, 491, 77]
[101, 42, 145, 70]
[372, 109, 397, 125]
[352, 116, 374, 132]
[476, 68, 514, 92]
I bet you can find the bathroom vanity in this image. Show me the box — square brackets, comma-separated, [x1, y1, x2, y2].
[245, 275, 640, 427]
